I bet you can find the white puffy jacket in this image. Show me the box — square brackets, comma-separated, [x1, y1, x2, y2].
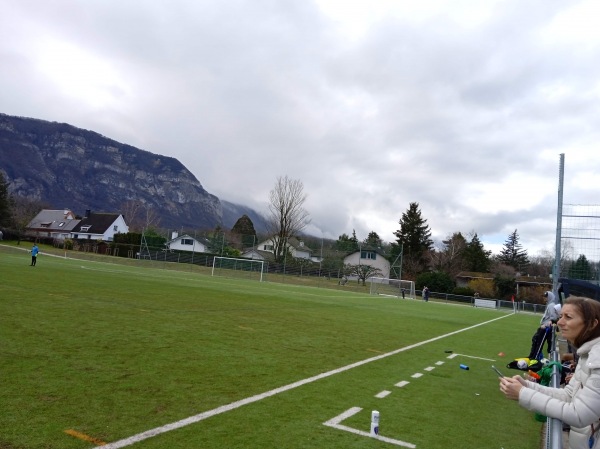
[519, 336, 600, 449]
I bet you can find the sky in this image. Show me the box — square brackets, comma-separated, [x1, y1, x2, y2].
[2, 0, 600, 256]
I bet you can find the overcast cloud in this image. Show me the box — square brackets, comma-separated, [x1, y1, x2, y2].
[2, 0, 600, 255]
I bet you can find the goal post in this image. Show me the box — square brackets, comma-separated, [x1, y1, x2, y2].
[369, 277, 416, 299]
[211, 256, 265, 282]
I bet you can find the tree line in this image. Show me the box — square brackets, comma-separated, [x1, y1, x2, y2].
[1, 172, 596, 301]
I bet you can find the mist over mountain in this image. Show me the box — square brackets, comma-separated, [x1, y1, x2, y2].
[0, 113, 267, 232]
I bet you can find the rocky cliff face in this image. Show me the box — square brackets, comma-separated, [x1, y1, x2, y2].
[0, 113, 224, 229]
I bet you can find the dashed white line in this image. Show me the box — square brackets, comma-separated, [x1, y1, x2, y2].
[375, 390, 392, 398]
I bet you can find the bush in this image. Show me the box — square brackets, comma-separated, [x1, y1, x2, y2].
[453, 286, 475, 296]
[416, 271, 455, 293]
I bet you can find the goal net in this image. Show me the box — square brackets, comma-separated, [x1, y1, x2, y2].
[369, 278, 416, 299]
[212, 257, 265, 282]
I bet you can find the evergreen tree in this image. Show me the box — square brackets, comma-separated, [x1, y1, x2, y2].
[463, 233, 492, 272]
[392, 202, 434, 277]
[416, 271, 455, 294]
[231, 214, 257, 248]
[335, 231, 359, 252]
[497, 229, 529, 271]
[0, 172, 12, 227]
[568, 254, 593, 280]
[363, 231, 383, 248]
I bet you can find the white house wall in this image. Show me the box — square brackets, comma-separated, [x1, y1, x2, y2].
[103, 215, 129, 241]
[343, 252, 391, 278]
[169, 238, 207, 253]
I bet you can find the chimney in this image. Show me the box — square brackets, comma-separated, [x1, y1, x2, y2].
[172, 231, 179, 239]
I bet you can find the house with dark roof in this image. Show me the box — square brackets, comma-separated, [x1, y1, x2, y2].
[70, 211, 128, 242]
[26, 209, 79, 240]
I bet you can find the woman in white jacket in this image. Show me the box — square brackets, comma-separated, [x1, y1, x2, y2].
[500, 296, 600, 449]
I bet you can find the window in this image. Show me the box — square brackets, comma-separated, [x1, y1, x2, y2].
[80, 225, 91, 232]
[58, 222, 65, 227]
[40, 222, 51, 228]
[181, 239, 194, 245]
[113, 225, 118, 231]
[263, 245, 274, 251]
[361, 251, 376, 260]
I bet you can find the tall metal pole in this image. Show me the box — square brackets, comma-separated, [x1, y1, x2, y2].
[552, 153, 565, 292]
[548, 153, 565, 449]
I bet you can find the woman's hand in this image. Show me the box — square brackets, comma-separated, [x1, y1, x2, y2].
[499, 375, 524, 401]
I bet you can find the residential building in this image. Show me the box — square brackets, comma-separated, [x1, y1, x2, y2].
[166, 232, 209, 253]
[71, 210, 128, 242]
[343, 247, 391, 279]
[242, 236, 317, 261]
[26, 209, 79, 241]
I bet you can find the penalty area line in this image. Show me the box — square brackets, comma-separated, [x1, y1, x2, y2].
[101, 313, 512, 448]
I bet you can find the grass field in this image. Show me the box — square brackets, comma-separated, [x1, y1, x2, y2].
[1, 243, 543, 449]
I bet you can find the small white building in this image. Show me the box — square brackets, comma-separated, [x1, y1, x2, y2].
[166, 232, 209, 253]
[243, 236, 316, 261]
[343, 248, 391, 279]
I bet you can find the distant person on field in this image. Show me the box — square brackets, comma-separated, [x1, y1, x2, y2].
[528, 291, 560, 360]
[500, 296, 600, 449]
[30, 243, 39, 266]
[401, 287, 406, 299]
[423, 286, 430, 302]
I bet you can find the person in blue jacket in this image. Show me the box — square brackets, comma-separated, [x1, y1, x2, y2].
[30, 243, 39, 266]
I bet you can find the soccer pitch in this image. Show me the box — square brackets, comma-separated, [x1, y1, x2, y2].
[1, 244, 542, 448]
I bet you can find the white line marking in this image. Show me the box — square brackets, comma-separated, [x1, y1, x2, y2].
[323, 407, 416, 448]
[452, 353, 496, 361]
[323, 406, 362, 426]
[435, 361, 444, 365]
[101, 313, 511, 448]
[447, 353, 458, 359]
[411, 373, 423, 378]
[375, 390, 391, 398]
[424, 366, 434, 372]
[394, 381, 409, 388]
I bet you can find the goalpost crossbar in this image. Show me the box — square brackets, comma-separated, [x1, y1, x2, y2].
[211, 257, 265, 282]
[368, 278, 416, 299]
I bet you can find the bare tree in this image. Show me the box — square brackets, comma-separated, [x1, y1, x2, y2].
[121, 200, 144, 232]
[121, 200, 161, 232]
[10, 195, 48, 243]
[142, 205, 161, 230]
[429, 232, 467, 277]
[344, 263, 383, 286]
[267, 175, 310, 262]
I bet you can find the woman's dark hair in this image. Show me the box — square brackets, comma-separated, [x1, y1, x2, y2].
[564, 296, 600, 347]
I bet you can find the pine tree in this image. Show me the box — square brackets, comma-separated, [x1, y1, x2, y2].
[463, 233, 492, 272]
[363, 231, 383, 248]
[568, 254, 593, 280]
[335, 231, 359, 252]
[498, 229, 529, 272]
[231, 214, 257, 248]
[393, 202, 433, 277]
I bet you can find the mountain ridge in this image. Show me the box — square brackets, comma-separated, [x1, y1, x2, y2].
[0, 113, 268, 232]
